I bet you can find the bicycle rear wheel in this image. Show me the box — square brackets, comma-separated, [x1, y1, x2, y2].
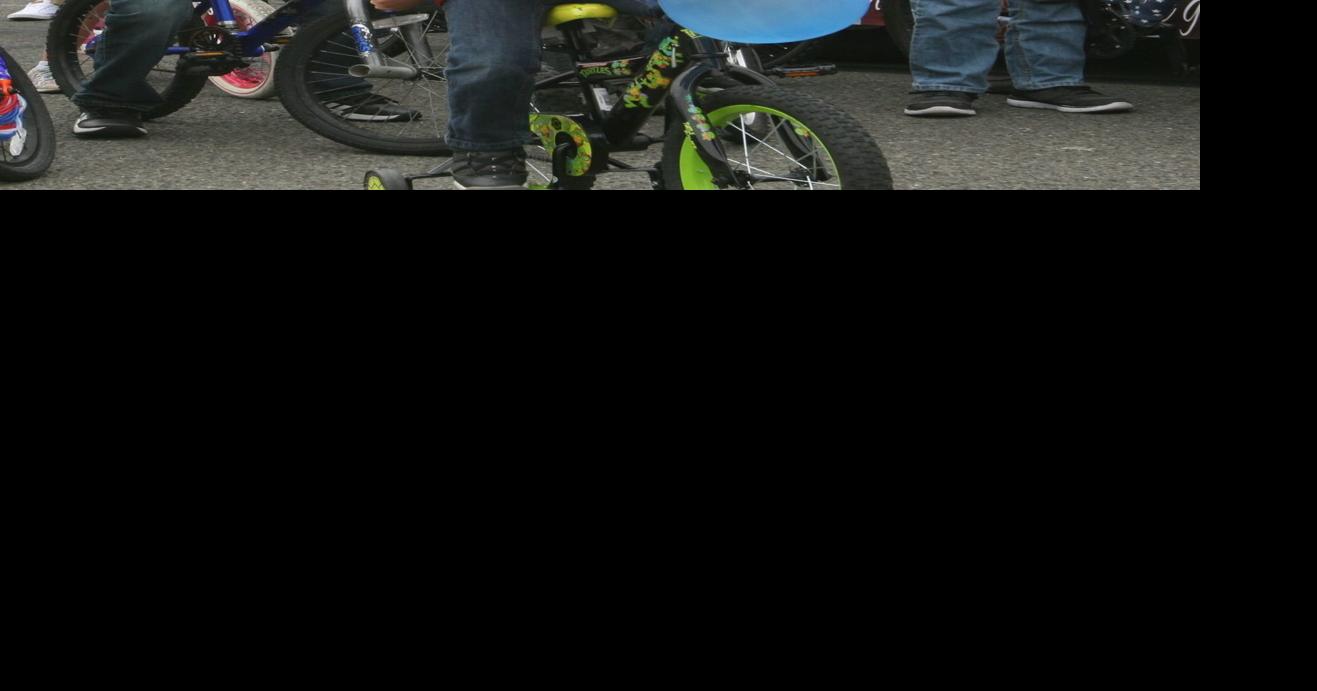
[206, 0, 280, 99]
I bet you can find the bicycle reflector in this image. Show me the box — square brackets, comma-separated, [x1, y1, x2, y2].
[658, 0, 873, 44]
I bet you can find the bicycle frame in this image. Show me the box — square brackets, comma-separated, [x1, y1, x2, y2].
[456, 15, 791, 191]
[72, 0, 434, 83]
[148, 0, 328, 58]
[535, 19, 782, 187]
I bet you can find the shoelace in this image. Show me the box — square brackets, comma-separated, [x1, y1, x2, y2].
[462, 151, 525, 177]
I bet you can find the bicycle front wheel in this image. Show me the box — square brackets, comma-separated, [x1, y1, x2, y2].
[1, 48, 57, 182]
[661, 86, 892, 191]
[276, 6, 451, 156]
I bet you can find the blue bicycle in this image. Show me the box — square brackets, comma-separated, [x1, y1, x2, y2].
[0, 46, 56, 182]
[48, 0, 454, 155]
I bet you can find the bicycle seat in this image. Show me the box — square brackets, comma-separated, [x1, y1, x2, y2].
[545, 4, 618, 28]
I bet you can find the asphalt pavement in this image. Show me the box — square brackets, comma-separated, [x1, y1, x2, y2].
[0, 0, 1201, 190]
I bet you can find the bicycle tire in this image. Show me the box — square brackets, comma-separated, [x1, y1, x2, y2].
[0, 47, 57, 182]
[207, 0, 280, 100]
[275, 6, 452, 156]
[661, 86, 893, 190]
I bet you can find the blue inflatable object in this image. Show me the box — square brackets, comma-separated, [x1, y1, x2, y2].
[658, 0, 874, 44]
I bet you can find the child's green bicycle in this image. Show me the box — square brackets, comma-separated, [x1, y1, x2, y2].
[365, 2, 892, 191]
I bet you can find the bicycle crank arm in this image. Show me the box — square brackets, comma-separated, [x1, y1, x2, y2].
[347, 61, 419, 80]
[371, 13, 430, 30]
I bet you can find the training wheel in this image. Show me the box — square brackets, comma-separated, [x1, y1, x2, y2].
[364, 169, 412, 190]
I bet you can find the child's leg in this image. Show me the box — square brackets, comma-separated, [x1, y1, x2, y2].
[71, 0, 194, 113]
[443, 0, 545, 152]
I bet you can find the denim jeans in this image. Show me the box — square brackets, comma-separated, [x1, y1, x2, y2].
[73, 0, 194, 112]
[909, 0, 1088, 94]
[444, 0, 660, 151]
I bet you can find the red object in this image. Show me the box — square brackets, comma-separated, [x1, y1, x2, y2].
[864, 2, 884, 26]
[0, 86, 21, 135]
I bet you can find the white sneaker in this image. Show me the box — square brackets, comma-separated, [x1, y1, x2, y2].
[7, 1, 59, 21]
[27, 62, 61, 94]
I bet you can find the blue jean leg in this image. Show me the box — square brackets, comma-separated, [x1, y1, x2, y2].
[72, 0, 194, 112]
[909, 0, 1003, 93]
[443, 0, 545, 151]
[1004, 0, 1089, 90]
[443, 0, 661, 151]
[910, 0, 1089, 94]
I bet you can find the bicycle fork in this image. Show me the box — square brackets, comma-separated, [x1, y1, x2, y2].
[343, 0, 433, 80]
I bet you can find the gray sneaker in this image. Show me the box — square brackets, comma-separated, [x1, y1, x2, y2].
[451, 150, 529, 190]
[27, 62, 61, 94]
[1007, 86, 1134, 113]
[73, 110, 148, 139]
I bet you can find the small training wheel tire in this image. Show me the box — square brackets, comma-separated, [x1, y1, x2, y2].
[365, 169, 412, 190]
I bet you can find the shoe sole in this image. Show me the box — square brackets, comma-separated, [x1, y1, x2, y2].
[338, 113, 418, 123]
[904, 106, 977, 117]
[1007, 98, 1135, 114]
[330, 108, 421, 123]
[7, 16, 58, 21]
[73, 124, 148, 138]
[452, 181, 528, 191]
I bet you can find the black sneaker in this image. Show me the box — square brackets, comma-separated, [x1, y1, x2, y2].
[1007, 86, 1134, 113]
[451, 150, 528, 190]
[326, 94, 422, 122]
[904, 91, 978, 117]
[73, 109, 148, 138]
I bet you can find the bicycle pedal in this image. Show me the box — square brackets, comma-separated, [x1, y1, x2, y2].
[178, 53, 250, 77]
